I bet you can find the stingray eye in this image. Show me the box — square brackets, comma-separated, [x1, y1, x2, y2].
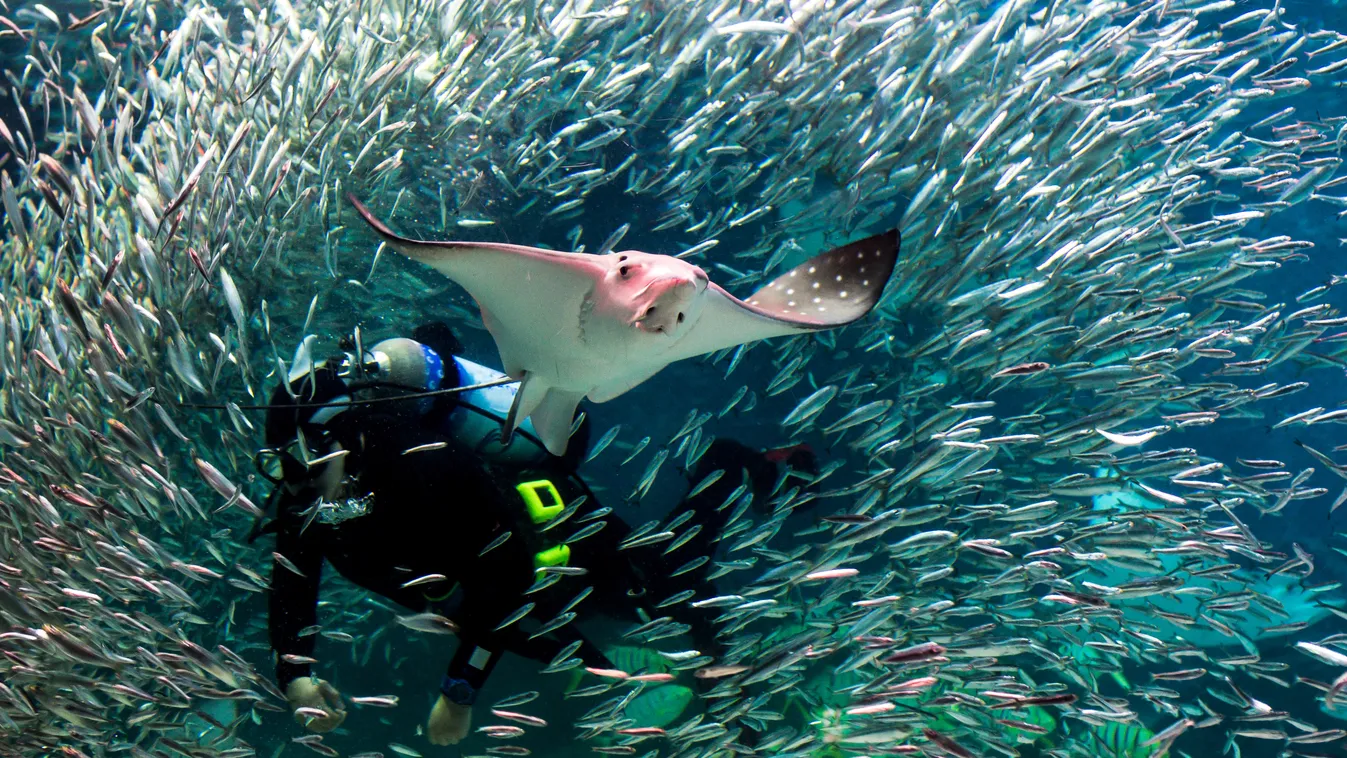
[677, 312, 685, 324]
[619, 266, 630, 278]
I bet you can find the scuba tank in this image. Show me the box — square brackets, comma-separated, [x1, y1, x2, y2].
[249, 333, 560, 543]
[365, 338, 550, 466]
[368, 338, 576, 581]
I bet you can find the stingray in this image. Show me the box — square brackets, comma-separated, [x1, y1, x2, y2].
[348, 196, 900, 455]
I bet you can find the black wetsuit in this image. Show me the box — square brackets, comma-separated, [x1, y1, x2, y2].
[263, 342, 783, 701]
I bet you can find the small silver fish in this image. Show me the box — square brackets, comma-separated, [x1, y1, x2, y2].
[395, 613, 458, 635]
[494, 603, 535, 631]
[620, 436, 651, 466]
[349, 695, 399, 707]
[399, 574, 448, 589]
[479, 531, 512, 556]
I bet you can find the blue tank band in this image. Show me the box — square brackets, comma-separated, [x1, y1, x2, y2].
[422, 344, 445, 390]
[440, 675, 478, 705]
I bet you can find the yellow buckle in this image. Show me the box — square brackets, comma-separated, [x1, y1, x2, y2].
[534, 544, 571, 569]
[517, 479, 564, 525]
[518, 480, 569, 568]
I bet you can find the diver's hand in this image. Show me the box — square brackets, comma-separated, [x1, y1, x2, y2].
[287, 678, 347, 733]
[427, 695, 471, 745]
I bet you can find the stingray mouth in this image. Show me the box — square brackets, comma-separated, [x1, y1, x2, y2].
[633, 304, 685, 335]
[630, 274, 698, 334]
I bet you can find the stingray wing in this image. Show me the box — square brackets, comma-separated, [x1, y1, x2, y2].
[667, 229, 900, 362]
[349, 196, 609, 375]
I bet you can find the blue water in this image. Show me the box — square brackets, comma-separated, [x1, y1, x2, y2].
[7, 0, 1347, 757]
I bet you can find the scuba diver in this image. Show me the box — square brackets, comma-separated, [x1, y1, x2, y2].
[255, 322, 815, 745]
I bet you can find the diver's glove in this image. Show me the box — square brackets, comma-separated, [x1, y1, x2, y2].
[286, 678, 347, 733]
[427, 694, 472, 745]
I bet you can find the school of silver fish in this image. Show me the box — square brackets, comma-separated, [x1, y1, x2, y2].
[4, 0, 1347, 756]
